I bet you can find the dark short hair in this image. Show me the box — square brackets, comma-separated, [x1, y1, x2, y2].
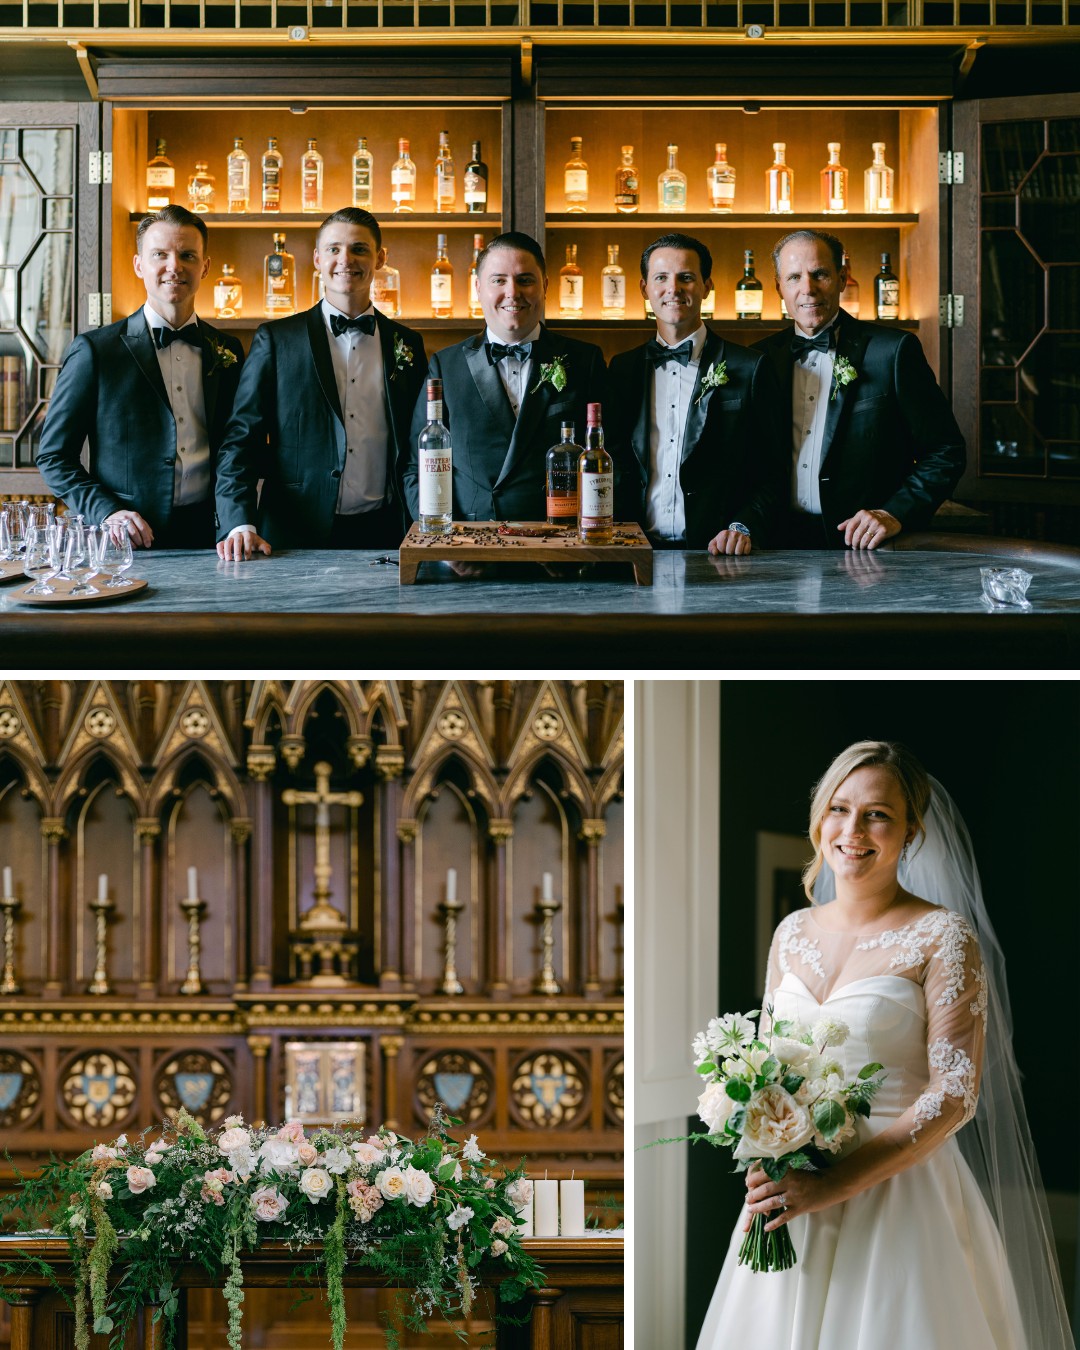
[136, 204, 208, 253]
[640, 233, 713, 283]
[771, 229, 845, 277]
[316, 207, 382, 250]
[476, 232, 547, 279]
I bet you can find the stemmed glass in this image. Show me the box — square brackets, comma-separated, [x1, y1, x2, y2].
[23, 524, 60, 595]
[95, 526, 134, 587]
[65, 521, 101, 597]
[0, 510, 12, 575]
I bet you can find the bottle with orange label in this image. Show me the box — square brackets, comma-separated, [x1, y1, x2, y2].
[546, 421, 581, 526]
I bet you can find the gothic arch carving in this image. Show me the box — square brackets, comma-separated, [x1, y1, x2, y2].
[0, 747, 50, 814]
[148, 746, 247, 820]
[401, 745, 500, 820]
[501, 747, 590, 818]
[54, 742, 145, 818]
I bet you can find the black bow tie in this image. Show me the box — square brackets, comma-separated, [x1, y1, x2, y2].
[646, 339, 693, 367]
[154, 325, 201, 350]
[487, 342, 531, 364]
[329, 312, 377, 337]
[791, 330, 833, 358]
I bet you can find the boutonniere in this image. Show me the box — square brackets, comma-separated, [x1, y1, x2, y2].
[206, 340, 237, 377]
[693, 359, 728, 407]
[391, 333, 415, 381]
[529, 354, 568, 395]
[831, 355, 858, 401]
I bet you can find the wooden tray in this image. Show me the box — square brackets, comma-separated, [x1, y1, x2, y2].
[10, 576, 148, 605]
[399, 522, 653, 585]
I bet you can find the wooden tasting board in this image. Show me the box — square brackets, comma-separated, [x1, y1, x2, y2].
[399, 522, 653, 585]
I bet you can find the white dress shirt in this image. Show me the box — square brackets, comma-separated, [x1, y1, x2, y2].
[484, 324, 541, 418]
[143, 302, 210, 507]
[791, 314, 841, 516]
[322, 299, 389, 515]
[645, 324, 706, 543]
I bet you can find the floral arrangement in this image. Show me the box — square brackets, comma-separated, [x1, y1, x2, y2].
[1, 1108, 541, 1350]
[206, 340, 238, 376]
[831, 354, 858, 400]
[529, 354, 568, 394]
[694, 359, 728, 406]
[391, 333, 415, 380]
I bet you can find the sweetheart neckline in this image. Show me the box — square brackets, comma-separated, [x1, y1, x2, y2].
[779, 969, 927, 1009]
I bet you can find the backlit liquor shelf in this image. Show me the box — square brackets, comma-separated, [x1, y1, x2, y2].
[127, 213, 503, 228]
[544, 213, 919, 226]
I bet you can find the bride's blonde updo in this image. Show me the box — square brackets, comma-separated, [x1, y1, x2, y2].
[802, 740, 932, 902]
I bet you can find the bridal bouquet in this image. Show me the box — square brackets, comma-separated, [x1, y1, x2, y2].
[692, 1009, 886, 1273]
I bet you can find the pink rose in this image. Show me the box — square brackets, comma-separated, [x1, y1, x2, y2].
[126, 1166, 157, 1194]
[217, 1127, 251, 1156]
[251, 1185, 288, 1221]
[491, 1239, 508, 1257]
[277, 1120, 306, 1144]
[91, 1145, 118, 1164]
[297, 1143, 319, 1167]
[352, 1141, 386, 1168]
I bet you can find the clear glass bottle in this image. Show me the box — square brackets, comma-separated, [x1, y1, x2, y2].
[614, 145, 639, 214]
[187, 162, 216, 214]
[707, 142, 736, 213]
[766, 141, 794, 214]
[352, 137, 373, 209]
[468, 232, 485, 319]
[264, 233, 295, 317]
[875, 251, 900, 319]
[392, 138, 417, 214]
[418, 377, 453, 535]
[546, 421, 581, 525]
[734, 248, 763, 319]
[840, 250, 861, 318]
[434, 130, 456, 213]
[227, 137, 249, 214]
[261, 136, 283, 213]
[301, 138, 324, 214]
[464, 140, 488, 213]
[311, 267, 324, 307]
[431, 233, 453, 318]
[578, 403, 614, 544]
[658, 144, 687, 213]
[372, 249, 401, 319]
[701, 285, 715, 319]
[820, 142, 848, 214]
[865, 142, 895, 214]
[559, 244, 584, 318]
[214, 262, 243, 319]
[601, 244, 626, 319]
[565, 136, 588, 213]
[146, 138, 174, 210]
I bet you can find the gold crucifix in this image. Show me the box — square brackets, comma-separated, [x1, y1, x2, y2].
[282, 761, 364, 936]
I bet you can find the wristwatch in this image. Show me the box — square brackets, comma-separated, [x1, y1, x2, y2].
[728, 522, 751, 537]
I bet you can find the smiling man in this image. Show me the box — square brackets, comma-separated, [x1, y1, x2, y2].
[215, 207, 427, 556]
[37, 205, 244, 549]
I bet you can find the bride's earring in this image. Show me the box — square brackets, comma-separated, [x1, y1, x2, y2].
[901, 841, 910, 864]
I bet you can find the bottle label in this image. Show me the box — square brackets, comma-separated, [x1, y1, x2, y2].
[565, 169, 588, 194]
[661, 181, 687, 207]
[712, 180, 735, 202]
[146, 166, 174, 188]
[877, 196, 893, 211]
[354, 165, 372, 200]
[879, 279, 900, 309]
[431, 275, 452, 306]
[736, 290, 763, 315]
[469, 273, 479, 310]
[580, 471, 613, 522]
[436, 171, 455, 198]
[391, 168, 412, 182]
[559, 274, 583, 309]
[602, 274, 625, 308]
[427, 400, 443, 421]
[546, 492, 578, 518]
[214, 282, 241, 313]
[464, 170, 487, 205]
[419, 449, 452, 516]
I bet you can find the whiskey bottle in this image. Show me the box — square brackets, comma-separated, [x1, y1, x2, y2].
[734, 249, 763, 319]
[145, 139, 174, 210]
[418, 377, 453, 535]
[546, 421, 581, 524]
[766, 141, 794, 214]
[261, 136, 283, 213]
[658, 143, 687, 213]
[352, 137, 374, 209]
[464, 141, 488, 213]
[301, 138, 324, 214]
[559, 244, 584, 318]
[578, 403, 614, 544]
[614, 145, 639, 213]
[701, 285, 715, 319]
[431, 233, 453, 318]
[864, 142, 894, 214]
[213, 262, 243, 319]
[227, 137, 250, 214]
[372, 249, 401, 318]
[820, 142, 848, 214]
[874, 252, 899, 319]
[311, 267, 324, 307]
[434, 130, 456, 213]
[601, 244, 626, 319]
[707, 142, 735, 213]
[840, 250, 860, 318]
[468, 232, 485, 319]
[565, 137, 588, 213]
[264, 233, 295, 317]
[392, 138, 417, 213]
[187, 162, 216, 214]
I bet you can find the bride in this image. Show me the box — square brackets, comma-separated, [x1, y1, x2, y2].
[695, 740, 1073, 1350]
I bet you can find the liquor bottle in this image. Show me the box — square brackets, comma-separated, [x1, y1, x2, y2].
[864, 142, 895, 214]
[820, 142, 848, 214]
[658, 143, 687, 213]
[226, 137, 250, 214]
[734, 249, 763, 320]
[614, 145, 639, 214]
[434, 130, 456, 213]
[418, 377, 453, 535]
[145, 139, 174, 210]
[559, 244, 584, 318]
[187, 162, 215, 214]
[301, 138, 324, 214]
[352, 137, 374, 209]
[701, 285, 715, 319]
[468, 232, 484, 319]
[766, 141, 794, 214]
[578, 403, 614, 544]
[264, 233, 295, 317]
[261, 136, 283, 213]
[840, 250, 861, 319]
[546, 422, 581, 525]
[601, 244, 626, 319]
[312, 267, 325, 307]
[392, 138, 417, 213]
[431, 233, 453, 318]
[213, 262, 243, 319]
[565, 136, 588, 213]
[875, 252, 900, 319]
[707, 142, 735, 213]
[372, 249, 401, 319]
[464, 141, 488, 213]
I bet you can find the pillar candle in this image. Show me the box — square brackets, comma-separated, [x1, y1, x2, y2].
[188, 865, 198, 897]
[534, 1179, 559, 1237]
[515, 1187, 534, 1237]
[559, 1179, 585, 1236]
[98, 873, 108, 901]
[2, 866, 11, 897]
[446, 867, 457, 902]
[542, 871, 553, 900]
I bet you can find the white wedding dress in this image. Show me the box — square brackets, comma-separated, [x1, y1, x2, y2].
[695, 905, 1030, 1350]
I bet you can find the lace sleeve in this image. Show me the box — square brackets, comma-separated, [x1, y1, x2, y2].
[758, 926, 784, 1039]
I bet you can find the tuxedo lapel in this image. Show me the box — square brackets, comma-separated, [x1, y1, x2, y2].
[630, 347, 650, 485]
[376, 312, 405, 451]
[498, 327, 555, 486]
[305, 305, 344, 425]
[680, 330, 724, 465]
[464, 334, 516, 449]
[121, 313, 170, 410]
[197, 320, 220, 430]
[820, 317, 870, 471]
[766, 332, 795, 443]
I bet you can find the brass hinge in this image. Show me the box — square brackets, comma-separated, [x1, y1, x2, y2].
[939, 294, 965, 327]
[938, 151, 965, 186]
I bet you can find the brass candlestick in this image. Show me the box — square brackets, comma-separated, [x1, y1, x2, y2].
[179, 891, 207, 995]
[439, 893, 465, 996]
[533, 893, 562, 996]
[0, 891, 21, 996]
[613, 895, 624, 996]
[87, 892, 114, 996]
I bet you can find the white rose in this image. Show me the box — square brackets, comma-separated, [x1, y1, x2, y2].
[506, 1178, 532, 1209]
[732, 1085, 814, 1161]
[251, 1185, 288, 1222]
[770, 1037, 816, 1074]
[492, 1215, 515, 1237]
[352, 1141, 387, 1168]
[491, 1239, 508, 1257]
[217, 1127, 251, 1156]
[696, 1081, 736, 1135]
[258, 1137, 299, 1175]
[299, 1167, 333, 1203]
[126, 1166, 157, 1194]
[376, 1166, 406, 1201]
[402, 1165, 435, 1207]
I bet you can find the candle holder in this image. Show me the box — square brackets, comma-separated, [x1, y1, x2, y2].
[0, 890, 21, 996]
[439, 892, 465, 996]
[612, 895, 624, 996]
[179, 890, 207, 996]
[87, 892, 115, 996]
[533, 893, 562, 996]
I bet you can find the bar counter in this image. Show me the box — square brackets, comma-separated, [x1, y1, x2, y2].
[3, 534, 1079, 669]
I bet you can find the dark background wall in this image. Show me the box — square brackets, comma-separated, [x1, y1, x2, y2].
[685, 678, 1079, 1347]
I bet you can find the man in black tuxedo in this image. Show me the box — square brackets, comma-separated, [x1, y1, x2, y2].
[37, 205, 244, 549]
[755, 229, 965, 549]
[607, 233, 785, 554]
[402, 232, 606, 524]
[215, 207, 427, 557]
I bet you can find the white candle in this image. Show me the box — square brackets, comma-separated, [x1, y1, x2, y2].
[446, 868, 457, 903]
[2, 866, 11, 897]
[542, 871, 553, 901]
[534, 1179, 559, 1237]
[188, 865, 198, 898]
[559, 1179, 585, 1236]
[515, 1187, 534, 1237]
[98, 873, 108, 901]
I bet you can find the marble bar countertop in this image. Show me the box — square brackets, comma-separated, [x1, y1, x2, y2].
[3, 540, 1079, 669]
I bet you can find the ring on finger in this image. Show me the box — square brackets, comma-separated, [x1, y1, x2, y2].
[774, 1193, 787, 1211]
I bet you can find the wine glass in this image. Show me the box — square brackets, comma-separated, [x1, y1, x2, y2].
[23, 524, 59, 595]
[0, 510, 12, 572]
[65, 521, 100, 596]
[95, 526, 134, 588]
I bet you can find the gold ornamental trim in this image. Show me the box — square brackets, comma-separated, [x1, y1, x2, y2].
[407, 1007, 623, 1035]
[0, 1007, 244, 1034]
